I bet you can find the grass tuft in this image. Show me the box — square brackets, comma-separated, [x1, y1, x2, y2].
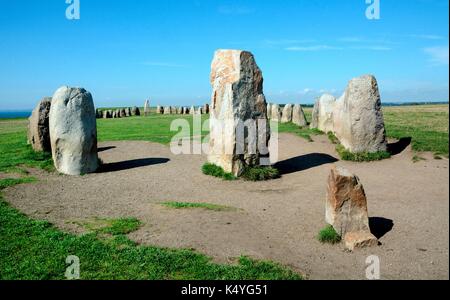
[317, 225, 341, 244]
[327, 132, 339, 144]
[336, 145, 391, 162]
[202, 163, 236, 181]
[161, 202, 236, 212]
[241, 166, 280, 181]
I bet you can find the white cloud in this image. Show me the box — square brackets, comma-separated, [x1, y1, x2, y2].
[424, 46, 449, 66]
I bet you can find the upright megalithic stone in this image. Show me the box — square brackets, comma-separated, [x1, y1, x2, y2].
[144, 100, 150, 116]
[292, 104, 307, 127]
[27, 97, 52, 152]
[271, 104, 281, 122]
[281, 104, 293, 123]
[49, 86, 98, 175]
[208, 49, 270, 177]
[333, 75, 387, 153]
[311, 94, 335, 133]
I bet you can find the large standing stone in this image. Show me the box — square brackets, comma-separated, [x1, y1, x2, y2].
[310, 98, 320, 129]
[144, 100, 150, 116]
[281, 104, 293, 123]
[131, 106, 140, 116]
[120, 108, 127, 118]
[27, 97, 52, 152]
[325, 166, 377, 250]
[49, 86, 98, 175]
[270, 104, 281, 122]
[197, 107, 203, 115]
[333, 75, 387, 153]
[208, 49, 270, 177]
[292, 104, 308, 127]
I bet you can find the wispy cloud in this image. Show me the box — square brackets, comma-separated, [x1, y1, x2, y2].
[218, 5, 254, 15]
[424, 46, 449, 66]
[142, 61, 188, 68]
[349, 46, 392, 51]
[285, 45, 343, 51]
[264, 39, 316, 45]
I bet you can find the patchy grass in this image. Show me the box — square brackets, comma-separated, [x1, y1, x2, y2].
[327, 132, 339, 145]
[161, 202, 236, 212]
[202, 163, 236, 181]
[336, 144, 391, 162]
[317, 225, 341, 244]
[278, 122, 324, 142]
[71, 217, 142, 236]
[412, 155, 427, 163]
[241, 166, 280, 181]
[0, 177, 36, 190]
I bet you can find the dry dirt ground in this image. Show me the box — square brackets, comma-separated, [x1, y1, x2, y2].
[3, 133, 449, 280]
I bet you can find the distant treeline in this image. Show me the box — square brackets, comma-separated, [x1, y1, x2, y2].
[281, 101, 449, 108]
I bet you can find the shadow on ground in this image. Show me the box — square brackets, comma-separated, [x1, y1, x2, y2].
[388, 137, 412, 156]
[370, 217, 394, 239]
[98, 146, 117, 153]
[97, 158, 170, 173]
[275, 153, 339, 175]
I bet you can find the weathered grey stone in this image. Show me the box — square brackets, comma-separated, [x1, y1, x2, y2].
[333, 75, 387, 153]
[107, 110, 113, 118]
[49, 86, 98, 175]
[270, 104, 281, 122]
[27, 97, 52, 152]
[310, 98, 320, 129]
[144, 100, 150, 116]
[281, 104, 293, 123]
[119, 108, 126, 118]
[95, 109, 102, 119]
[292, 104, 308, 127]
[315, 94, 336, 133]
[208, 49, 270, 177]
[267, 103, 272, 119]
[190, 105, 195, 115]
[197, 107, 203, 115]
[164, 106, 171, 115]
[126, 107, 132, 117]
[326, 166, 377, 250]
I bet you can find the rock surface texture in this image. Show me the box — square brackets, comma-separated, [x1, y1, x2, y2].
[281, 104, 293, 123]
[49, 86, 98, 176]
[208, 49, 270, 176]
[292, 104, 308, 127]
[27, 97, 52, 152]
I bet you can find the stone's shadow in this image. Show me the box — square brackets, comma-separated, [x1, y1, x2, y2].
[387, 137, 412, 156]
[97, 158, 170, 173]
[274, 153, 339, 175]
[98, 146, 117, 153]
[369, 217, 394, 239]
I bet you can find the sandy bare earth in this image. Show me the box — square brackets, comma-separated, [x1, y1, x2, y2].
[3, 133, 449, 280]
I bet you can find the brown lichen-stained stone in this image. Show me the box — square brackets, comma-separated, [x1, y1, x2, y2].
[27, 97, 52, 152]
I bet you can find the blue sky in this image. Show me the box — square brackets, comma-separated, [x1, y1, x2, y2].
[0, 0, 448, 110]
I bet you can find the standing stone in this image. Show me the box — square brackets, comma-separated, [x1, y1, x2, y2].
[107, 110, 113, 118]
[208, 49, 270, 177]
[49, 86, 98, 175]
[164, 106, 171, 115]
[116, 109, 121, 118]
[126, 107, 132, 117]
[197, 107, 203, 115]
[120, 108, 126, 118]
[203, 104, 210, 114]
[267, 103, 272, 119]
[190, 105, 195, 115]
[131, 106, 140, 116]
[333, 75, 387, 153]
[270, 104, 281, 122]
[27, 97, 52, 152]
[326, 166, 378, 251]
[292, 104, 308, 127]
[310, 98, 320, 129]
[144, 100, 150, 116]
[102, 110, 111, 119]
[281, 104, 293, 123]
[95, 109, 102, 119]
[314, 94, 336, 133]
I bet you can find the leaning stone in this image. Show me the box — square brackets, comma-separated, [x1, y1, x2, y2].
[49, 86, 98, 175]
[333, 75, 387, 153]
[27, 97, 52, 152]
[292, 104, 308, 127]
[208, 49, 270, 176]
[281, 104, 293, 123]
[326, 166, 372, 237]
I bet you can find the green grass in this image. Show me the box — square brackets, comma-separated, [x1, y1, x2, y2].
[71, 217, 142, 236]
[327, 132, 339, 145]
[161, 201, 236, 212]
[0, 177, 36, 190]
[317, 225, 341, 244]
[335, 144, 392, 162]
[202, 163, 236, 181]
[241, 166, 280, 181]
[412, 155, 427, 163]
[277, 122, 324, 142]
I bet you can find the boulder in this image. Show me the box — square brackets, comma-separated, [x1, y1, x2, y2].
[344, 231, 379, 251]
[292, 104, 308, 127]
[270, 104, 281, 121]
[281, 104, 293, 123]
[208, 49, 270, 177]
[333, 75, 387, 153]
[27, 97, 52, 152]
[102, 110, 111, 119]
[49, 86, 98, 175]
[325, 166, 377, 250]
